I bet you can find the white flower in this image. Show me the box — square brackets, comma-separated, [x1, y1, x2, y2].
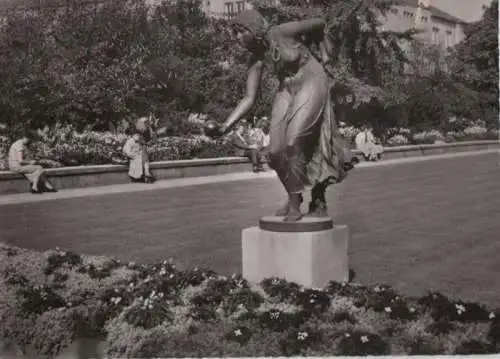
[234, 329, 242, 336]
[374, 286, 381, 293]
[384, 306, 392, 313]
[297, 332, 308, 341]
[489, 312, 496, 320]
[159, 268, 166, 276]
[272, 278, 280, 285]
[310, 299, 315, 303]
[455, 304, 466, 314]
[270, 311, 280, 320]
[344, 333, 350, 338]
[409, 307, 416, 313]
[361, 335, 369, 343]
[111, 297, 122, 305]
[169, 273, 175, 279]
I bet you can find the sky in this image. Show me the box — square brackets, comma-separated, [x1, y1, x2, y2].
[431, 0, 492, 22]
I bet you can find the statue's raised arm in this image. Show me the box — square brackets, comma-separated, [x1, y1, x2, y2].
[275, 18, 327, 38]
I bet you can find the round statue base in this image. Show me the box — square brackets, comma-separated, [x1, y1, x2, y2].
[259, 216, 333, 233]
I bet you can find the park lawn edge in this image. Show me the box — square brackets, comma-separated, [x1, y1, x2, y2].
[0, 242, 499, 358]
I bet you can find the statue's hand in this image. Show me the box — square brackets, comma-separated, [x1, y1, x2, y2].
[204, 120, 225, 139]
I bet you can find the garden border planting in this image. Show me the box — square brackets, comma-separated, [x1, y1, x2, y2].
[0, 243, 498, 358]
[0, 140, 498, 195]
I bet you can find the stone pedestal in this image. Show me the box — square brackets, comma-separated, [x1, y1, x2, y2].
[242, 216, 349, 288]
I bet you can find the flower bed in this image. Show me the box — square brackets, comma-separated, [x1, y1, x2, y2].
[0, 123, 497, 171]
[0, 243, 499, 358]
[0, 132, 236, 171]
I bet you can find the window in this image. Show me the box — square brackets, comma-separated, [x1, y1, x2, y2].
[432, 26, 439, 44]
[445, 30, 452, 47]
[236, 0, 245, 13]
[224, 2, 234, 16]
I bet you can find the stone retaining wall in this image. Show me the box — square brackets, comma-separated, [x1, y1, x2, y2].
[0, 141, 497, 195]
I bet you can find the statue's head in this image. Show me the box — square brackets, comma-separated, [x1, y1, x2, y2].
[230, 9, 269, 50]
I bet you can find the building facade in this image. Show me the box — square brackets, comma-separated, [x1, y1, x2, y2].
[201, 0, 279, 19]
[379, 0, 466, 49]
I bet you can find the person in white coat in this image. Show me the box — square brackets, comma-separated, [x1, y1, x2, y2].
[122, 130, 155, 183]
[355, 126, 384, 161]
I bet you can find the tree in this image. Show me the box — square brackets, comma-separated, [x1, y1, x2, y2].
[450, 0, 499, 128]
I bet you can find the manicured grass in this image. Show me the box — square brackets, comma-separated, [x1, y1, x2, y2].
[0, 152, 499, 307]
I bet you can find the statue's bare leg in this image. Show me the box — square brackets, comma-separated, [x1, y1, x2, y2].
[269, 89, 294, 217]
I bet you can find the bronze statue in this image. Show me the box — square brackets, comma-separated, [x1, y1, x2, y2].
[207, 9, 353, 222]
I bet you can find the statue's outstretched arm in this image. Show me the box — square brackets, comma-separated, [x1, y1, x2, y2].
[221, 58, 264, 133]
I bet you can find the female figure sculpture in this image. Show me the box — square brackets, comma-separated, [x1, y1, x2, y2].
[209, 9, 353, 221]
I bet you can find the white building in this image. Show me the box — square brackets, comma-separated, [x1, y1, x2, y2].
[379, 0, 467, 48]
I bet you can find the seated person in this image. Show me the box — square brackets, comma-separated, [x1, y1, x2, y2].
[355, 125, 384, 161]
[123, 129, 155, 183]
[8, 131, 57, 194]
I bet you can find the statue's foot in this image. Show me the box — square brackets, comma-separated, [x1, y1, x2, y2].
[284, 209, 303, 222]
[283, 193, 303, 222]
[274, 201, 290, 216]
[307, 200, 329, 218]
[274, 193, 303, 217]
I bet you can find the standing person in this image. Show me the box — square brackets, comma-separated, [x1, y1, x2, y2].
[248, 118, 269, 170]
[8, 131, 57, 194]
[123, 129, 155, 183]
[230, 120, 265, 173]
[205, 10, 353, 221]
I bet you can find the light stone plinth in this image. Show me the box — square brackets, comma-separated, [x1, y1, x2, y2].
[242, 217, 349, 288]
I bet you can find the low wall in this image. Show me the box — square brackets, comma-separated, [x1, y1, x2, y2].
[0, 140, 497, 195]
